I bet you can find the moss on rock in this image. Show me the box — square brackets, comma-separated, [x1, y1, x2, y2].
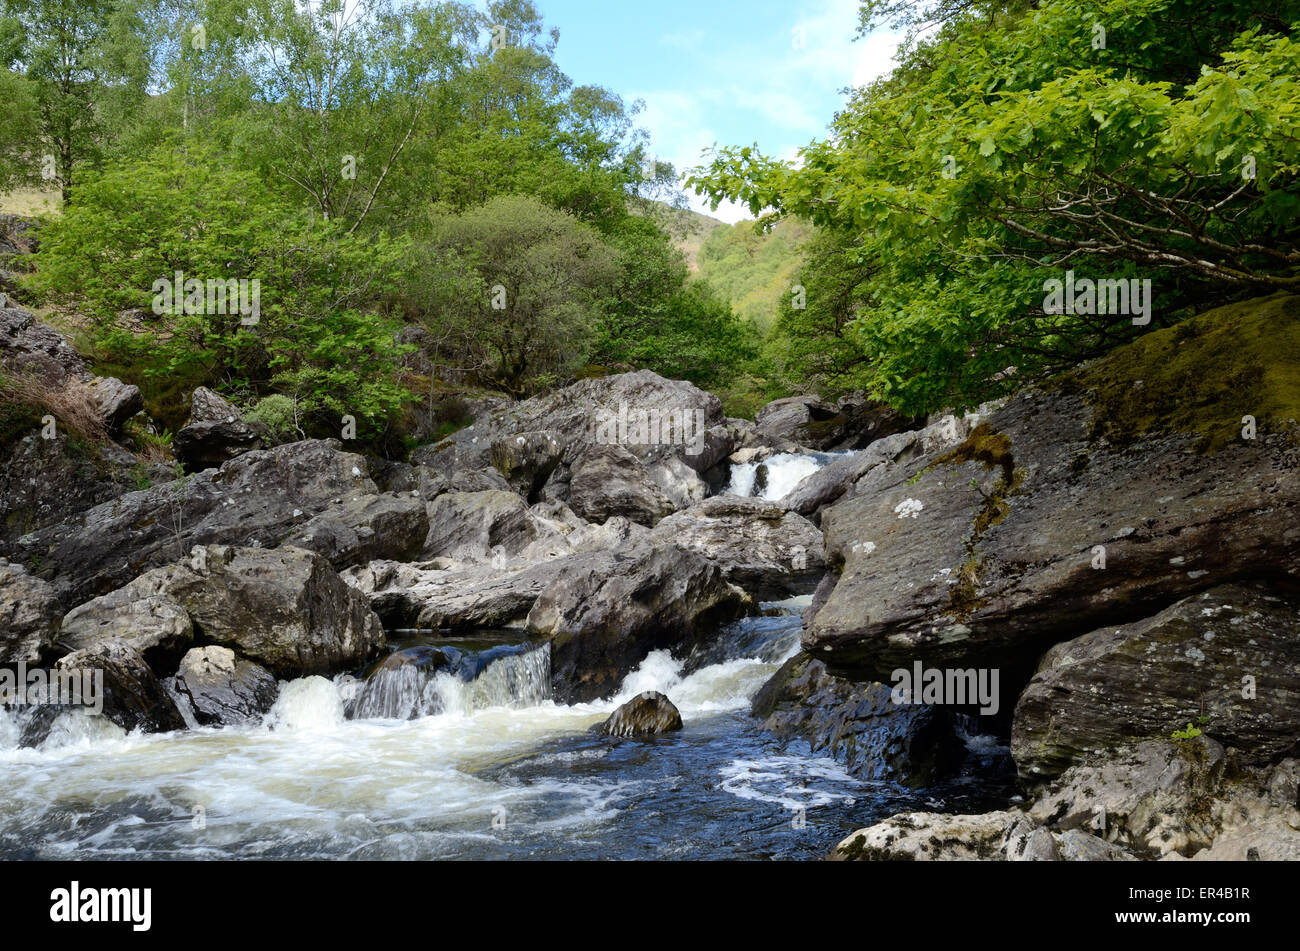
[1061, 293, 1300, 452]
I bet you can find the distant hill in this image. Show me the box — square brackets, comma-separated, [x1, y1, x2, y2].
[637, 201, 729, 273]
[693, 216, 813, 332]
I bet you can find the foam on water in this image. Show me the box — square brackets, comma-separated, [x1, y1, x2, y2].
[725, 452, 844, 501]
[0, 607, 911, 859]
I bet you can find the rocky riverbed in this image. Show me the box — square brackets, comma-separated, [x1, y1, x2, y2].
[2, 292, 1298, 861]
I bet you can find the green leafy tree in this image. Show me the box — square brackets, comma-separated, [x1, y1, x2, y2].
[0, 0, 151, 202]
[690, 0, 1300, 413]
[33, 142, 413, 435]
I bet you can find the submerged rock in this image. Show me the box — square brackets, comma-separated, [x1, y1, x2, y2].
[600, 691, 683, 737]
[171, 645, 279, 726]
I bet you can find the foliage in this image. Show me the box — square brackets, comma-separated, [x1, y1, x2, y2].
[689, 0, 1300, 414]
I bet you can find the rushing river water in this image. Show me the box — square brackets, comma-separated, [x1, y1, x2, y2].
[0, 452, 1008, 861]
[0, 603, 1006, 861]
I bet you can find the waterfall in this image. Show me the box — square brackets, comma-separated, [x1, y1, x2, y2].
[347, 644, 551, 721]
[726, 452, 843, 501]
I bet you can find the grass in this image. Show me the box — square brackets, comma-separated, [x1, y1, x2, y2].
[0, 188, 59, 217]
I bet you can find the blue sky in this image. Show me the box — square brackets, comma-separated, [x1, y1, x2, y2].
[534, 0, 903, 222]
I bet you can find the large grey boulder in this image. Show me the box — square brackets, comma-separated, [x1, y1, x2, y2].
[0, 558, 63, 662]
[1012, 584, 1300, 780]
[526, 544, 752, 703]
[412, 370, 733, 478]
[55, 545, 384, 679]
[59, 582, 194, 671]
[0, 304, 89, 383]
[421, 489, 542, 561]
[648, 494, 825, 598]
[567, 444, 675, 527]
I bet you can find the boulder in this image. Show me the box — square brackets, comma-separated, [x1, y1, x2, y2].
[489, 430, 566, 500]
[155, 545, 383, 678]
[55, 639, 186, 734]
[171, 645, 279, 726]
[526, 544, 752, 703]
[411, 370, 730, 476]
[754, 395, 839, 448]
[649, 494, 825, 598]
[421, 489, 542, 561]
[600, 691, 683, 737]
[284, 491, 428, 567]
[15, 440, 420, 605]
[346, 519, 650, 630]
[751, 653, 968, 787]
[1012, 584, 1300, 780]
[171, 387, 264, 472]
[59, 583, 194, 672]
[833, 810, 1020, 861]
[568, 444, 675, 527]
[88, 376, 143, 433]
[0, 558, 63, 662]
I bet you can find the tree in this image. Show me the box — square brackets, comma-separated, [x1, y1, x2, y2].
[415, 194, 620, 395]
[689, 0, 1300, 412]
[0, 0, 151, 202]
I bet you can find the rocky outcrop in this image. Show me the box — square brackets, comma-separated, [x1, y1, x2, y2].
[57, 545, 383, 678]
[171, 387, 264, 472]
[170, 646, 279, 726]
[0, 434, 165, 545]
[805, 382, 1300, 684]
[55, 639, 187, 735]
[15, 440, 424, 605]
[0, 304, 89, 383]
[600, 691, 683, 737]
[0, 558, 63, 663]
[1012, 584, 1300, 780]
[834, 739, 1300, 861]
[527, 545, 752, 703]
[751, 653, 969, 787]
[648, 495, 825, 598]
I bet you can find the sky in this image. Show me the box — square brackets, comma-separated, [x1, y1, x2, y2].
[534, 0, 904, 223]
